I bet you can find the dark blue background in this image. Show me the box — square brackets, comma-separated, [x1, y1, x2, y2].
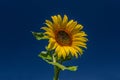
[0, 0, 120, 80]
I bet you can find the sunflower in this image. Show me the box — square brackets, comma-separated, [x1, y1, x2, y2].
[41, 15, 88, 59]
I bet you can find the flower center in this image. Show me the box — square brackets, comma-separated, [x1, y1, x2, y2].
[56, 30, 72, 46]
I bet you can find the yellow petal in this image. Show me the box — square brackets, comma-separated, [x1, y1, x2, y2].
[72, 41, 86, 46]
[72, 42, 87, 48]
[47, 38, 56, 50]
[73, 46, 83, 55]
[63, 46, 70, 56]
[61, 47, 66, 59]
[44, 32, 55, 38]
[73, 37, 88, 42]
[52, 42, 58, 50]
[55, 45, 60, 54]
[68, 21, 77, 32]
[69, 47, 78, 58]
[75, 24, 83, 30]
[45, 23, 53, 29]
[51, 16, 58, 24]
[41, 27, 52, 32]
[45, 20, 53, 26]
[71, 24, 83, 34]
[66, 20, 74, 27]
[57, 15, 62, 24]
[73, 31, 87, 37]
[56, 46, 62, 58]
[62, 15, 68, 25]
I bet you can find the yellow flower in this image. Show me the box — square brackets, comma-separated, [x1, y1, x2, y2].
[41, 15, 88, 59]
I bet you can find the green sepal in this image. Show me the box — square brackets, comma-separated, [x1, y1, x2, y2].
[32, 32, 48, 40]
[38, 51, 78, 71]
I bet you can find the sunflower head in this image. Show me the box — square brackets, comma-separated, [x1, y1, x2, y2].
[41, 14, 88, 59]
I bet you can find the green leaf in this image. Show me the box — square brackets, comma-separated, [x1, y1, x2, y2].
[38, 52, 78, 71]
[66, 66, 78, 71]
[47, 61, 78, 71]
[32, 32, 48, 40]
[38, 51, 52, 61]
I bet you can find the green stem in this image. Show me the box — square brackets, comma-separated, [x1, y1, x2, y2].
[53, 66, 60, 80]
[53, 54, 60, 80]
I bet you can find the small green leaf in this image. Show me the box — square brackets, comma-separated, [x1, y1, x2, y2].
[32, 32, 48, 40]
[38, 51, 52, 61]
[66, 66, 78, 71]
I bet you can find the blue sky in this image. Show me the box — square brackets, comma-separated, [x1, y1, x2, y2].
[0, 0, 120, 80]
